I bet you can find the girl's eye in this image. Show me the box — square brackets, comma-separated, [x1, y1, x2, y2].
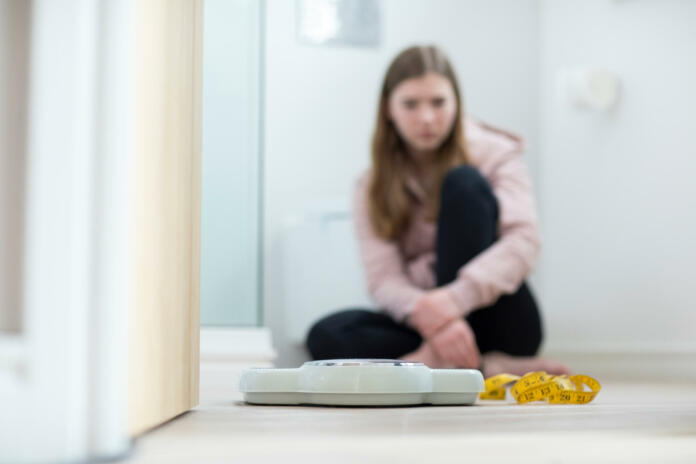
[432, 99, 445, 107]
[404, 101, 417, 109]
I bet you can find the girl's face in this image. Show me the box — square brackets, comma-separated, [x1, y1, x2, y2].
[387, 72, 458, 161]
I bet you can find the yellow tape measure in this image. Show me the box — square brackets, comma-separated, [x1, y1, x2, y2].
[480, 371, 601, 404]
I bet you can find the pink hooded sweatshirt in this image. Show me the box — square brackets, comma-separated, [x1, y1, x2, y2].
[353, 117, 540, 324]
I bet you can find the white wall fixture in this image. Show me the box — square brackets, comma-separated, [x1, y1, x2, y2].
[297, 0, 381, 47]
[563, 68, 620, 111]
[282, 201, 372, 344]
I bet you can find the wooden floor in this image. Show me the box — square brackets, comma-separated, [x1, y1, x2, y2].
[127, 363, 696, 463]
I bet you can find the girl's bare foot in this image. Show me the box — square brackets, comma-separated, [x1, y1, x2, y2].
[397, 341, 456, 368]
[481, 351, 571, 378]
[398, 346, 571, 378]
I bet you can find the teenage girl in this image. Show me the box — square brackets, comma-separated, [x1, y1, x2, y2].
[305, 45, 570, 378]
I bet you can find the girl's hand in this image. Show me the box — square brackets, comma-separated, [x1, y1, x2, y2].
[429, 318, 480, 368]
[407, 287, 462, 339]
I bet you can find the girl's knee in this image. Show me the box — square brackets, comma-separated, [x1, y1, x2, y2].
[440, 164, 498, 222]
[442, 165, 488, 194]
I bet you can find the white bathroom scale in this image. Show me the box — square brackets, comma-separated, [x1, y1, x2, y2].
[239, 359, 484, 406]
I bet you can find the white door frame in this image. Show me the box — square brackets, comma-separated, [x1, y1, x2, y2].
[0, 0, 133, 461]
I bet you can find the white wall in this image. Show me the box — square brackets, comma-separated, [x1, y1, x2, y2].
[537, 0, 696, 352]
[263, 0, 541, 366]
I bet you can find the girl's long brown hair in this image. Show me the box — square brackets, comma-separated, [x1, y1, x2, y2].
[368, 45, 470, 240]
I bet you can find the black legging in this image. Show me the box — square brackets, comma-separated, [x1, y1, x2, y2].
[305, 165, 543, 361]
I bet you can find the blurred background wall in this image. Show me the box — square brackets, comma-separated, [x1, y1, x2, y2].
[200, 0, 696, 371]
[538, 0, 696, 354]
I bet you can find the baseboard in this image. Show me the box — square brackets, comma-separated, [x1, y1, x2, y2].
[0, 335, 26, 391]
[200, 327, 277, 364]
[198, 330, 695, 382]
[199, 327, 277, 404]
[541, 344, 696, 381]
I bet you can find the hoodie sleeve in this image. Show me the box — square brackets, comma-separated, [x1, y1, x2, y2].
[352, 172, 426, 323]
[444, 123, 542, 314]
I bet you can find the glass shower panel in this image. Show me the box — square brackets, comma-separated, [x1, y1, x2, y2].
[200, 0, 262, 326]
